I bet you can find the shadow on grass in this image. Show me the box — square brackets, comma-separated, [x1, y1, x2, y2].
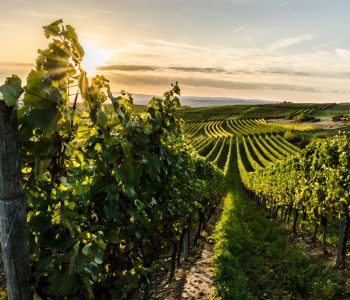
[212, 147, 344, 300]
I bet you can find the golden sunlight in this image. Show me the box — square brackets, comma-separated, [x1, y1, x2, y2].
[81, 41, 113, 76]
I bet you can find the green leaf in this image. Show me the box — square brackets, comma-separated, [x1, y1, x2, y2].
[0, 75, 23, 106]
[103, 200, 119, 221]
[78, 71, 89, 103]
[29, 213, 51, 233]
[125, 185, 136, 198]
[33, 257, 53, 279]
[115, 159, 134, 183]
[84, 262, 99, 281]
[94, 143, 102, 153]
[24, 69, 51, 108]
[134, 199, 143, 210]
[66, 25, 85, 59]
[65, 24, 78, 40]
[28, 106, 59, 133]
[143, 124, 152, 135]
[43, 19, 63, 38]
[82, 242, 104, 265]
[104, 230, 119, 244]
[61, 176, 72, 187]
[47, 270, 78, 296]
[33, 293, 43, 300]
[82, 243, 93, 256]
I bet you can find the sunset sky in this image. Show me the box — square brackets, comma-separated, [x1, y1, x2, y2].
[1, 0, 350, 103]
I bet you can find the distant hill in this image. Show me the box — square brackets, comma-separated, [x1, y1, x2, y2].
[131, 94, 278, 108]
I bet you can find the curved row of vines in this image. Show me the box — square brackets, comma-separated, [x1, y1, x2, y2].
[239, 133, 350, 268]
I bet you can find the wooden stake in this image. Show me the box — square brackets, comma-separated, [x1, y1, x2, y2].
[0, 101, 30, 300]
[183, 229, 189, 261]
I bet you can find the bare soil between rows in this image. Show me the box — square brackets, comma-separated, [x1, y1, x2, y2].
[143, 201, 223, 300]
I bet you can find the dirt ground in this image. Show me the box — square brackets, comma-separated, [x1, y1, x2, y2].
[145, 202, 223, 300]
[268, 118, 350, 129]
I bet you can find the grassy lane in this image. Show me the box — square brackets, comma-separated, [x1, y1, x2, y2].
[212, 145, 343, 300]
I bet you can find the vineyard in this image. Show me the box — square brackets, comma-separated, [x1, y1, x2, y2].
[181, 110, 350, 298]
[176, 102, 350, 123]
[1, 20, 350, 300]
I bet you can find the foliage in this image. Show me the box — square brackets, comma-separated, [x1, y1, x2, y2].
[293, 113, 319, 122]
[269, 122, 319, 132]
[283, 130, 301, 143]
[332, 115, 350, 121]
[241, 133, 350, 227]
[2, 19, 225, 298]
[213, 147, 342, 300]
[0, 75, 23, 106]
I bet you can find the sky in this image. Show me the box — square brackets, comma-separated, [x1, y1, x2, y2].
[1, 0, 350, 103]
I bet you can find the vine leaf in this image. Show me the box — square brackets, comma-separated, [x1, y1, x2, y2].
[28, 106, 60, 133]
[0, 75, 23, 107]
[43, 19, 63, 38]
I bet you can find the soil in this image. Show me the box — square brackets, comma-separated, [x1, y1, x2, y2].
[268, 118, 350, 129]
[144, 201, 223, 300]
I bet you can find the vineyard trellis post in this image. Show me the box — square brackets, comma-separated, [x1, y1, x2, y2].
[0, 101, 30, 300]
[183, 229, 189, 261]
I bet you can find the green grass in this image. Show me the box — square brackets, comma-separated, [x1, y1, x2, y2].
[311, 103, 350, 120]
[212, 147, 343, 299]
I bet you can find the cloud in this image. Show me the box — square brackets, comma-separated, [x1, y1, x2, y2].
[259, 69, 311, 77]
[0, 22, 22, 28]
[17, 10, 84, 19]
[329, 88, 350, 95]
[335, 48, 350, 60]
[233, 25, 246, 33]
[12, 0, 33, 4]
[232, 18, 260, 34]
[64, 7, 82, 15]
[279, 0, 293, 8]
[97, 59, 350, 80]
[107, 72, 327, 94]
[181, 77, 322, 93]
[168, 66, 227, 73]
[315, 36, 345, 49]
[17, 11, 62, 18]
[90, 8, 116, 15]
[97, 64, 157, 72]
[114, 38, 347, 80]
[98, 64, 237, 74]
[268, 34, 316, 50]
[0, 62, 33, 68]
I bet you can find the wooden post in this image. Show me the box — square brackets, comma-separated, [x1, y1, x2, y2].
[292, 209, 299, 235]
[0, 101, 30, 300]
[336, 214, 350, 268]
[321, 216, 329, 255]
[183, 229, 189, 261]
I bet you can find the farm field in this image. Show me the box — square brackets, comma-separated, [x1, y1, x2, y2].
[2, 19, 350, 300]
[176, 102, 350, 122]
[176, 106, 350, 299]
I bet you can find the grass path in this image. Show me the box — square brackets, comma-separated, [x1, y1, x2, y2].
[212, 146, 345, 300]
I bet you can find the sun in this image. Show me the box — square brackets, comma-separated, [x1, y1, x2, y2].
[81, 41, 113, 76]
